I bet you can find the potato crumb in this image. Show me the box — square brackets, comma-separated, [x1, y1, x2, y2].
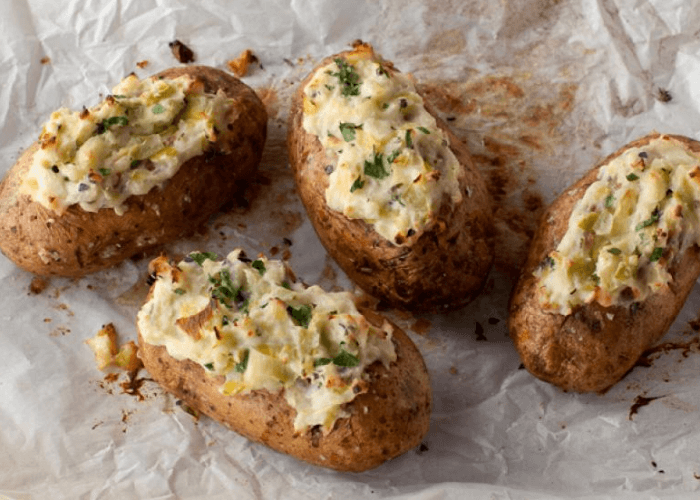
[136, 60, 149, 69]
[29, 277, 48, 295]
[227, 49, 259, 77]
[85, 323, 143, 372]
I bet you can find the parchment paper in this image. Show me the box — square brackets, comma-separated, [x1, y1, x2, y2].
[2, 0, 700, 498]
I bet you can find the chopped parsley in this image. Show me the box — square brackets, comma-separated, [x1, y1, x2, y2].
[97, 115, 128, 134]
[364, 152, 390, 179]
[98, 168, 111, 177]
[173, 288, 186, 295]
[635, 209, 660, 231]
[417, 126, 431, 134]
[209, 269, 247, 311]
[331, 58, 361, 97]
[314, 348, 360, 368]
[626, 173, 640, 181]
[204, 362, 214, 371]
[607, 247, 622, 255]
[350, 176, 365, 192]
[151, 103, 165, 114]
[287, 304, 312, 328]
[251, 259, 266, 275]
[604, 194, 615, 209]
[649, 247, 664, 262]
[339, 122, 362, 142]
[377, 64, 391, 78]
[234, 350, 249, 373]
[405, 129, 413, 148]
[386, 150, 401, 163]
[189, 252, 218, 266]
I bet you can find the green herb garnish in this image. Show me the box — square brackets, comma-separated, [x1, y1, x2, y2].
[189, 252, 218, 266]
[98, 168, 111, 177]
[607, 248, 622, 255]
[405, 129, 413, 148]
[331, 58, 361, 97]
[350, 176, 365, 192]
[234, 350, 249, 373]
[209, 269, 245, 310]
[649, 247, 664, 262]
[151, 103, 165, 114]
[417, 126, 431, 134]
[364, 152, 390, 179]
[287, 304, 312, 328]
[386, 150, 401, 163]
[626, 173, 640, 181]
[604, 194, 615, 209]
[314, 349, 359, 368]
[98, 115, 128, 133]
[251, 259, 266, 275]
[204, 362, 214, 371]
[377, 64, 390, 78]
[635, 210, 660, 231]
[339, 122, 362, 142]
[174, 288, 186, 295]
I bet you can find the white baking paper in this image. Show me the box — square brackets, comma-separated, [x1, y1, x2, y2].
[1, 0, 700, 498]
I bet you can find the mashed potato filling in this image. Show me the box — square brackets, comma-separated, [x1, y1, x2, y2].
[137, 250, 396, 432]
[21, 74, 234, 215]
[302, 49, 463, 244]
[536, 135, 700, 315]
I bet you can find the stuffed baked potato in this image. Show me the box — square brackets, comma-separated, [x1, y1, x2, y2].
[509, 133, 700, 392]
[137, 250, 431, 472]
[287, 43, 493, 312]
[0, 66, 267, 277]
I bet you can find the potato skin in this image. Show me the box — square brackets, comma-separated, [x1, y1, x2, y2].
[287, 45, 494, 313]
[509, 133, 700, 393]
[137, 305, 431, 472]
[0, 66, 267, 277]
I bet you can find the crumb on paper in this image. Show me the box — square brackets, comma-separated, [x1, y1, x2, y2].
[85, 323, 143, 372]
[449, 366, 458, 375]
[410, 318, 432, 336]
[136, 60, 149, 69]
[29, 277, 48, 295]
[656, 87, 672, 103]
[628, 394, 661, 421]
[40, 56, 51, 65]
[169, 39, 195, 63]
[227, 49, 260, 77]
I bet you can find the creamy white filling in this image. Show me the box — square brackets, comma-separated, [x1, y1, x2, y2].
[536, 135, 700, 315]
[21, 74, 233, 215]
[302, 52, 463, 244]
[137, 250, 396, 432]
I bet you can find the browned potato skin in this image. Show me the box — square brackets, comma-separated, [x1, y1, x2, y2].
[509, 133, 700, 393]
[287, 44, 494, 313]
[138, 304, 431, 472]
[0, 66, 267, 277]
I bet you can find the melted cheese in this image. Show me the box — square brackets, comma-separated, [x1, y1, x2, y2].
[137, 250, 396, 432]
[302, 51, 463, 244]
[21, 74, 234, 215]
[536, 135, 700, 315]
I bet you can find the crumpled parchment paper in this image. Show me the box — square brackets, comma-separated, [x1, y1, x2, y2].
[2, 0, 700, 498]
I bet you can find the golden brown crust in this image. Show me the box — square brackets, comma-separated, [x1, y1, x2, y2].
[287, 44, 494, 313]
[0, 66, 267, 277]
[508, 133, 700, 393]
[137, 304, 431, 472]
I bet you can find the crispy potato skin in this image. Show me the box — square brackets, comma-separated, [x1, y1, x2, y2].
[509, 133, 700, 393]
[0, 66, 267, 277]
[138, 305, 431, 472]
[287, 46, 494, 313]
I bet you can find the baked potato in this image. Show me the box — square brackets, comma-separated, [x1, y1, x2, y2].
[136, 249, 431, 472]
[509, 133, 700, 392]
[0, 66, 267, 277]
[287, 43, 493, 312]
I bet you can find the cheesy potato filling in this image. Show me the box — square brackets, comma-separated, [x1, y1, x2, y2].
[21, 74, 234, 215]
[536, 135, 700, 315]
[137, 250, 396, 432]
[302, 52, 463, 244]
